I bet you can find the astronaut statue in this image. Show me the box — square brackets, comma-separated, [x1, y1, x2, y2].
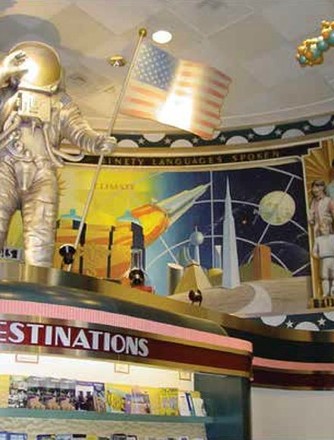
[0, 41, 116, 268]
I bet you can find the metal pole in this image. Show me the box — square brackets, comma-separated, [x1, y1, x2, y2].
[66, 28, 147, 272]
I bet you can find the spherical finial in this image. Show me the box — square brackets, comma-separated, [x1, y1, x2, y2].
[139, 28, 147, 37]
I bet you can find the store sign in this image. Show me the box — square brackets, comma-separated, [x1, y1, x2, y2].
[0, 320, 149, 357]
[0, 317, 251, 376]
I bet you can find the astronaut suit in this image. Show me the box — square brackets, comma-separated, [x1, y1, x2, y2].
[0, 41, 116, 267]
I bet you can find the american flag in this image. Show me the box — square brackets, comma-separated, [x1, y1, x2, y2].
[120, 42, 232, 140]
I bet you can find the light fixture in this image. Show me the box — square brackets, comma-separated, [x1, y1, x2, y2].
[107, 55, 126, 67]
[15, 353, 39, 364]
[152, 30, 172, 44]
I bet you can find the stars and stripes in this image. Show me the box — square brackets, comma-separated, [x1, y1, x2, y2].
[120, 42, 232, 140]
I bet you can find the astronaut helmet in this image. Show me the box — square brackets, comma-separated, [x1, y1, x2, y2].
[8, 41, 62, 93]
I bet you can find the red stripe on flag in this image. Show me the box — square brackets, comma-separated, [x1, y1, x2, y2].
[131, 84, 165, 100]
[190, 95, 222, 110]
[210, 78, 230, 90]
[192, 116, 217, 129]
[125, 96, 161, 109]
[181, 61, 232, 83]
[120, 108, 155, 120]
[178, 71, 230, 91]
[175, 82, 226, 99]
[179, 63, 231, 84]
[189, 127, 215, 139]
[204, 86, 226, 99]
[197, 108, 220, 120]
[212, 67, 232, 82]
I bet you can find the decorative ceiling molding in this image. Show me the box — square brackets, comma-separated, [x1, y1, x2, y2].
[113, 113, 334, 148]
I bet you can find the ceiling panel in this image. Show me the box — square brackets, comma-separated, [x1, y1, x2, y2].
[74, 0, 163, 35]
[165, 0, 254, 37]
[262, 0, 334, 41]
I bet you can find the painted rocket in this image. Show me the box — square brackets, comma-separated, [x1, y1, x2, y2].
[110, 183, 210, 278]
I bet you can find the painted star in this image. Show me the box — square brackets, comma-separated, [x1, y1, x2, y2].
[138, 137, 146, 145]
[164, 137, 172, 145]
[286, 320, 294, 328]
[317, 317, 326, 326]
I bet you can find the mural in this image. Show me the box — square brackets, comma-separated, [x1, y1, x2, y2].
[5, 158, 310, 297]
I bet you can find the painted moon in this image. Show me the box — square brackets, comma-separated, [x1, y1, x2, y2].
[259, 191, 296, 226]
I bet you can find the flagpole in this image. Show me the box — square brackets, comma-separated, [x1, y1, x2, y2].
[65, 28, 147, 272]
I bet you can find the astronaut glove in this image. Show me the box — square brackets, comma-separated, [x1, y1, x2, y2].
[94, 135, 117, 155]
[0, 50, 28, 84]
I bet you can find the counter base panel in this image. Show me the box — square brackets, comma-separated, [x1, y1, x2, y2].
[0, 416, 207, 438]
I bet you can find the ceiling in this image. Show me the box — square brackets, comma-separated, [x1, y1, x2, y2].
[1, 0, 334, 136]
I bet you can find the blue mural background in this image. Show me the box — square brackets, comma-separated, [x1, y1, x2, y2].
[146, 160, 310, 295]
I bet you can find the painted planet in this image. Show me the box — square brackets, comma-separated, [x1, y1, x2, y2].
[259, 191, 296, 226]
[190, 229, 204, 246]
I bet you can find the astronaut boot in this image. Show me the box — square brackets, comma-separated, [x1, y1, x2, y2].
[321, 280, 334, 307]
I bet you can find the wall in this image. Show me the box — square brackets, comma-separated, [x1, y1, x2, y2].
[252, 387, 334, 440]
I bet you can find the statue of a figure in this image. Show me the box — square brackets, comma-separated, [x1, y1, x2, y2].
[0, 41, 116, 267]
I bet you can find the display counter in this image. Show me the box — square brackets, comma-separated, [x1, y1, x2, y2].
[2, 260, 334, 440]
[0, 262, 252, 440]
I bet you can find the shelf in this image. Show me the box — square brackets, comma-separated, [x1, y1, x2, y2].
[0, 408, 216, 424]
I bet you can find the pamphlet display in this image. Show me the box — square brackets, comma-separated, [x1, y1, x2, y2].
[0, 434, 204, 440]
[0, 431, 204, 440]
[2, 374, 206, 417]
[0, 375, 207, 439]
[1, 373, 207, 417]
